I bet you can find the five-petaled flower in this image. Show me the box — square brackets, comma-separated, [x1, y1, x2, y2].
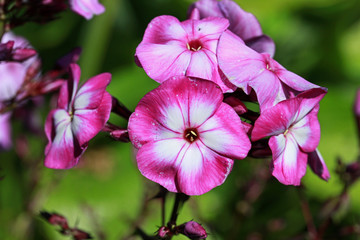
[217, 30, 319, 111]
[135, 15, 234, 92]
[44, 64, 112, 169]
[251, 88, 329, 185]
[128, 76, 251, 195]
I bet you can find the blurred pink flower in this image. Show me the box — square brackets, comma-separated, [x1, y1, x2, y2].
[0, 110, 12, 150]
[217, 30, 320, 111]
[188, 0, 275, 57]
[70, 0, 105, 20]
[44, 64, 112, 169]
[251, 88, 328, 185]
[128, 76, 251, 195]
[135, 15, 234, 92]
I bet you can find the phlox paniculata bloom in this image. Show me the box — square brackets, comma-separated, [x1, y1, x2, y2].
[251, 88, 330, 185]
[128, 76, 251, 195]
[44, 64, 112, 169]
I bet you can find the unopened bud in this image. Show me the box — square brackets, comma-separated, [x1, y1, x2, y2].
[72, 228, 93, 240]
[12, 48, 37, 61]
[181, 221, 207, 239]
[40, 211, 69, 230]
[158, 226, 171, 238]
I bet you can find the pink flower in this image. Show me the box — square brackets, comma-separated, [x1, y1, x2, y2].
[135, 15, 234, 92]
[69, 0, 105, 20]
[0, 32, 38, 102]
[217, 30, 320, 111]
[251, 88, 329, 185]
[44, 64, 112, 169]
[128, 76, 251, 195]
[188, 0, 275, 57]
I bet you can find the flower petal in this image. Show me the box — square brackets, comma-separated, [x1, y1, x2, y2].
[269, 134, 308, 185]
[217, 30, 264, 93]
[44, 109, 82, 169]
[175, 141, 233, 195]
[218, 0, 262, 40]
[74, 72, 111, 110]
[245, 34, 276, 57]
[0, 62, 26, 101]
[308, 149, 330, 181]
[136, 138, 187, 193]
[198, 102, 251, 159]
[58, 64, 81, 109]
[72, 91, 112, 147]
[188, 0, 223, 19]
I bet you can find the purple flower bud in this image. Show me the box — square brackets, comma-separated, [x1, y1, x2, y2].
[158, 226, 171, 238]
[40, 211, 69, 230]
[12, 48, 37, 62]
[182, 221, 207, 239]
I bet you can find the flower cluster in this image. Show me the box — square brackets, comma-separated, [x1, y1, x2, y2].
[130, 0, 330, 194]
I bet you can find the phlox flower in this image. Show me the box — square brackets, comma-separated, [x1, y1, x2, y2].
[188, 0, 275, 57]
[128, 76, 251, 195]
[69, 0, 105, 20]
[135, 15, 234, 92]
[44, 64, 112, 169]
[217, 30, 320, 111]
[251, 88, 329, 185]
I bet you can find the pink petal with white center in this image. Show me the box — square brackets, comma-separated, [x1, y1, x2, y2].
[136, 138, 187, 193]
[0, 62, 26, 101]
[128, 76, 223, 147]
[198, 103, 251, 159]
[251, 97, 301, 141]
[181, 17, 229, 40]
[71, 92, 112, 147]
[141, 15, 187, 45]
[44, 109, 81, 169]
[74, 72, 111, 110]
[217, 30, 265, 93]
[291, 108, 320, 152]
[269, 134, 308, 186]
[308, 149, 330, 181]
[136, 43, 192, 82]
[175, 141, 233, 195]
[0, 112, 12, 150]
[218, 0, 262, 40]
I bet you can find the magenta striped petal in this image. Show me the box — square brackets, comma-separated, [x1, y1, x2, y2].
[128, 76, 223, 148]
[269, 134, 308, 186]
[291, 108, 320, 152]
[175, 141, 233, 195]
[44, 109, 81, 169]
[136, 138, 187, 193]
[198, 103, 251, 159]
[72, 92, 112, 147]
[252, 97, 301, 141]
[295, 88, 327, 122]
[58, 64, 81, 110]
[74, 72, 111, 110]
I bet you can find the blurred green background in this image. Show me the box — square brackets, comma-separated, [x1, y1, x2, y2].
[0, 0, 359, 239]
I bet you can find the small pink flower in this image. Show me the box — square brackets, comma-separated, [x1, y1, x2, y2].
[128, 76, 251, 195]
[217, 30, 320, 111]
[189, 0, 275, 56]
[69, 0, 105, 20]
[251, 88, 329, 185]
[44, 64, 112, 169]
[135, 15, 234, 92]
